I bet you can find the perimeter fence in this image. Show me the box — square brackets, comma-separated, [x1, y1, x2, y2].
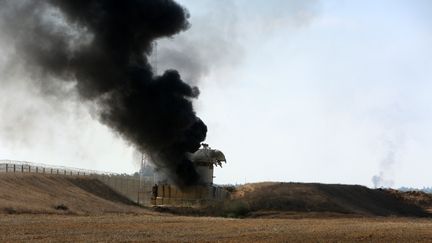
[0, 159, 152, 204]
[0, 159, 112, 176]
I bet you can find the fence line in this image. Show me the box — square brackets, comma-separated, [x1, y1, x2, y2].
[0, 159, 151, 203]
[0, 159, 119, 176]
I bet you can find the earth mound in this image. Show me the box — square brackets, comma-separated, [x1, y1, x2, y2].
[230, 182, 430, 218]
[0, 174, 143, 215]
[384, 189, 432, 213]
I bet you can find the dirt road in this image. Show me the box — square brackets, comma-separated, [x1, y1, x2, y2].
[1, 214, 432, 242]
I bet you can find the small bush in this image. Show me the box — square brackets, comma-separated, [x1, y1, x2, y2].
[223, 200, 251, 218]
[3, 207, 17, 214]
[224, 186, 236, 193]
[54, 204, 68, 211]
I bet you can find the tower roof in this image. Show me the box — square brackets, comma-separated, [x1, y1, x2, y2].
[189, 144, 226, 167]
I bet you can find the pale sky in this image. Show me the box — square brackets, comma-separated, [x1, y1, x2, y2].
[1, 0, 432, 188]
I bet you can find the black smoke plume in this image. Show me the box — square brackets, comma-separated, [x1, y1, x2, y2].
[0, 0, 207, 187]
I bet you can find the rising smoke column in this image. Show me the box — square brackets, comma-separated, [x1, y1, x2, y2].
[0, 0, 207, 187]
[372, 133, 405, 188]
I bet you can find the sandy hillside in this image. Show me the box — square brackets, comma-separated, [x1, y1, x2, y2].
[0, 174, 144, 215]
[231, 182, 430, 217]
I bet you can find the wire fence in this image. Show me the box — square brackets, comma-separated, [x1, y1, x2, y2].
[0, 159, 117, 176]
[0, 159, 151, 203]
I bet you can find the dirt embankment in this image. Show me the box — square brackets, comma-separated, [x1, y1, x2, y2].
[1, 174, 430, 219]
[0, 174, 144, 215]
[384, 189, 432, 213]
[229, 182, 431, 218]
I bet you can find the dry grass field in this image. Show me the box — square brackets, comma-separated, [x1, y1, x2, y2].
[1, 214, 432, 242]
[1, 174, 432, 242]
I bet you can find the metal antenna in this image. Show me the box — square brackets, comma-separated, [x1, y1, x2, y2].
[142, 42, 157, 157]
[140, 41, 158, 175]
[153, 41, 158, 75]
[139, 42, 159, 203]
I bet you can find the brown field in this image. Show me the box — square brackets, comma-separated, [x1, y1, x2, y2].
[1, 214, 432, 242]
[1, 174, 432, 242]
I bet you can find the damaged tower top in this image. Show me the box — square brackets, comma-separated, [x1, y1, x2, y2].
[152, 143, 227, 186]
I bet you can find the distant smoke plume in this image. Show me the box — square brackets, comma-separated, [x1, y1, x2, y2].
[0, 0, 207, 187]
[372, 136, 404, 188]
[372, 172, 394, 189]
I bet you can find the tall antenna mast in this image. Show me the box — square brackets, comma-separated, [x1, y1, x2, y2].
[141, 41, 158, 173]
[153, 41, 158, 75]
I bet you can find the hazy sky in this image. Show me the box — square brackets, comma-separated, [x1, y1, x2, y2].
[1, 0, 431, 188]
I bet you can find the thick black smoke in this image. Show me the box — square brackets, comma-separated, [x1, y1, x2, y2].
[0, 0, 207, 187]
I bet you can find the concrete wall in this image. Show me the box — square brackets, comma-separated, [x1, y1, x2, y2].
[152, 184, 230, 206]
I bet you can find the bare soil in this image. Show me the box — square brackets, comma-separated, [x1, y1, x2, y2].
[1, 214, 432, 242]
